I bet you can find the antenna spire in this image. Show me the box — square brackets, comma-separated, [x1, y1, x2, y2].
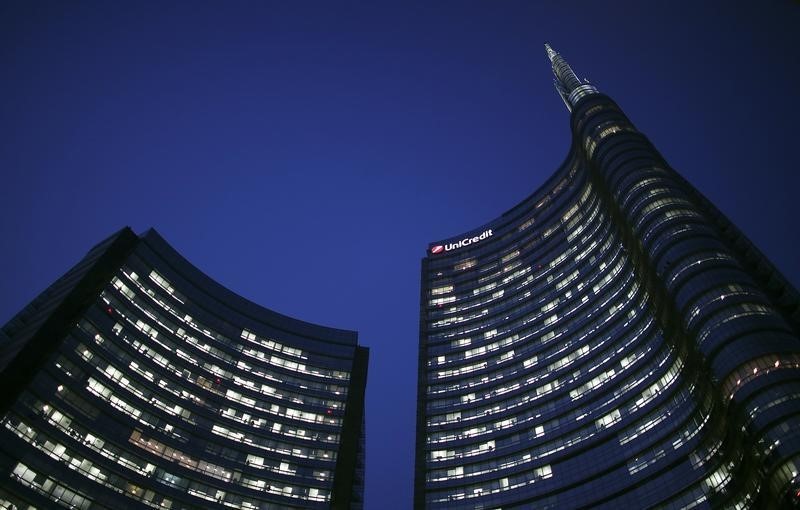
[544, 43, 598, 112]
[544, 42, 558, 62]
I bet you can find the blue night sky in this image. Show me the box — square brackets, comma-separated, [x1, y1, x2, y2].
[1, 2, 799, 508]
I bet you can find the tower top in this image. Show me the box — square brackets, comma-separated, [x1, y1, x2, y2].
[544, 43, 598, 112]
[544, 42, 558, 62]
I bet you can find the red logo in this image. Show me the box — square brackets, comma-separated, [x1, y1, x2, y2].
[431, 245, 444, 254]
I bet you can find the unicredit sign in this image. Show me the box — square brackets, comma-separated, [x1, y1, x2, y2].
[430, 229, 493, 255]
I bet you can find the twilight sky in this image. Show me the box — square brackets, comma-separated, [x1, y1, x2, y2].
[1, 2, 799, 508]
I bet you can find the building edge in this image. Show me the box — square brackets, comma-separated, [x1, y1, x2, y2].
[332, 345, 369, 509]
[0, 226, 139, 415]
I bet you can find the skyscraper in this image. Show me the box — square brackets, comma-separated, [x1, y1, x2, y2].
[0, 227, 368, 509]
[415, 44, 800, 509]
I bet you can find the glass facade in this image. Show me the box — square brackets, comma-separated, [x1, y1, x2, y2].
[0, 228, 368, 509]
[414, 46, 800, 509]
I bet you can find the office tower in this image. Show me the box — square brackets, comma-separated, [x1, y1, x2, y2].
[0, 228, 368, 509]
[415, 44, 800, 509]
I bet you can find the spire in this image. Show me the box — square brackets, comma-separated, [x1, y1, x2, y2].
[544, 42, 558, 62]
[544, 43, 598, 112]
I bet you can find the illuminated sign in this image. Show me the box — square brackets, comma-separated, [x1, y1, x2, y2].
[430, 229, 493, 255]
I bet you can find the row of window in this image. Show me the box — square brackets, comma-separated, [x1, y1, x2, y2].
[115, 271, 350, 381]
[426, 209, 617, 345]
[102, 291, 347, 410]
[426, 347, 683, 475]
[426, 189, 602, 318]
[428, 243, 628, 378]
[79, 319, 343, 443]
[426, 315, 661, 447]
[107, 286, 346, 397]
[72, 329, 341, 467]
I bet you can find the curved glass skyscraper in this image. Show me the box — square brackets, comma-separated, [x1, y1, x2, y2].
[415, 45, 800, 509]
[0, 228, 368, 509]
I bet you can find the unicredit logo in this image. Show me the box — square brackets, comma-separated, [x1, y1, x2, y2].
[430, 229, 493, 255]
